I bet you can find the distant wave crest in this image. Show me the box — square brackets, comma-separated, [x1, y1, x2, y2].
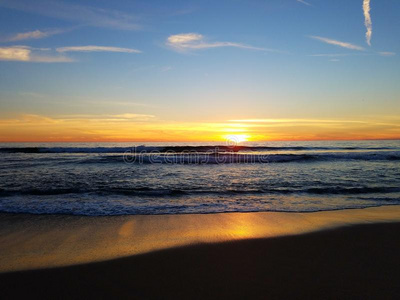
[1, 186, 400, 197]
[0, 145, 397, 154]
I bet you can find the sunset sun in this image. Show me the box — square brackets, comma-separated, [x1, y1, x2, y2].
[224, 134, 250, 144]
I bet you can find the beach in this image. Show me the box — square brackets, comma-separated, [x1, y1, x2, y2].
[1, 0, 400, 298]
[1, 206, 400, 299]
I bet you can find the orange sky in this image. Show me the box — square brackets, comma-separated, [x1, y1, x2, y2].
[1, 114, 399, 142]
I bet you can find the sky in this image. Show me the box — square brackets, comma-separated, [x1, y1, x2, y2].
[0, 0, 399, 142]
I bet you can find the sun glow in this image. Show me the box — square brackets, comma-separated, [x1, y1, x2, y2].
[224, 134, 250, 144]
[1, 114, 400, 142]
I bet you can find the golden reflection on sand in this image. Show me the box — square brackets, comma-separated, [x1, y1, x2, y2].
[1, 205, 400, 273]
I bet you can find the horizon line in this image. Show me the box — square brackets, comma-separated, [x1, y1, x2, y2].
[1, 138, 400, 143]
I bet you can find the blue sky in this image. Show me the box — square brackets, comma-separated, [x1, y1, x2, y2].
[0, 0, 399, 141]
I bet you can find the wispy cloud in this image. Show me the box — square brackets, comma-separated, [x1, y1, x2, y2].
[0, 45, 140, 62]
[228, 119, 367, 124]
[166, 33, 279, 52]
[310, 52, 395, 58]
[56, 46, 141, 53]
[8, 30, 49, 41]
[0, 46, 73, 62]
[296, 0, 312, 6]
[379, 52, 396, 57]
[1, 114, 400, 142]
[58, 113, 155, 121]
[0, 113, 160, 142]
[0, 0, 141, 30]
[29, 55, 74, 63]
[363, 0, 372, 46]
[160, 66, 173, 72]
[15, 92, 156, 108]
[5, 29, 67, 42]
[309, 36, 365, 51]
[309, 53, 351, 57]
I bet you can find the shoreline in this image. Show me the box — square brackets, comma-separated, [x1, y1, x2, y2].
[1, 221, 400, 299]
[1, 203, 400, 217]
[1, 205, 400, 273]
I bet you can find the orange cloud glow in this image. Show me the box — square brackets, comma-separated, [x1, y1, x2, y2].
[0, 114, 399, 142]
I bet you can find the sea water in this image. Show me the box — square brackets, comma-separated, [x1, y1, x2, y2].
[0, 140, 399, 215]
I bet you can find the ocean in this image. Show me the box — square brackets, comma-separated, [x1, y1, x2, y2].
[0, 140, 399, 216]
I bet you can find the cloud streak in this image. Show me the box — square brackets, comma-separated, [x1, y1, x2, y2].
[8, 30, 49, 41]
[2, 115, 399, 142]
[379, 52, 396, 57]
[0, 46, 73, 62]
[0, 45, 141, 63]
[309, 54, 351, 57]
[363, 0, 372, 46]
[309, 36, 365, 51]
[166, 33, 279, 52]
[57, 113, 155, 121]
[228, 119, 367, 124]
[296, 0, 312, 6]
[0, 0, 141, 30]
[56, 46, 141, 53]
[6, 29, 66, 42]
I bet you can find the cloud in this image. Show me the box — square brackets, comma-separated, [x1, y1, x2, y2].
[58, 113, 155, 121]
[1, 114, 400, 142]
[309, 36, 365, 51]
[15, 92, 156, 108]
[0, 46, 73, 62]
[8, 30, 49, 41]
[167, 33, 202, 46]
[56, 46, 141, 53]
[296, 0, 312, 6]
[309, 54, 351, 57]
[0, 113, 156, 124]
[0, 45, 140, 62]
[112, 113, 154, 119]
[160, 66, 173, 72]
[379, 52, 396, 57]
[228, 119, 367, 124]
[29, 55, 74, 63]
[363, 0, 372, 46]
[166, 33, 279, 52]
[0, 47, 30, 61]
[0, 0, 141, 30]
[6, 29, 67, 42]
[310, 52, 394, 58]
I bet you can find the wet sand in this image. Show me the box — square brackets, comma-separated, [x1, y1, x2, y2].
[1, 206, 400, 299]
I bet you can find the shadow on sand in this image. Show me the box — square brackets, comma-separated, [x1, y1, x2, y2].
[1, 222, 400, 299]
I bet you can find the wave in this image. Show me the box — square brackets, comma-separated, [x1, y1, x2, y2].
[102, 152, 399, 164]
[0, 145, 397, 154]
[1, 148, 399, 164]
[1, 152, 395, 164]
[1, 186, 399, 197]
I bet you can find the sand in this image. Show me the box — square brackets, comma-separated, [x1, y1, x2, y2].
[1, 206, 400, 299]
